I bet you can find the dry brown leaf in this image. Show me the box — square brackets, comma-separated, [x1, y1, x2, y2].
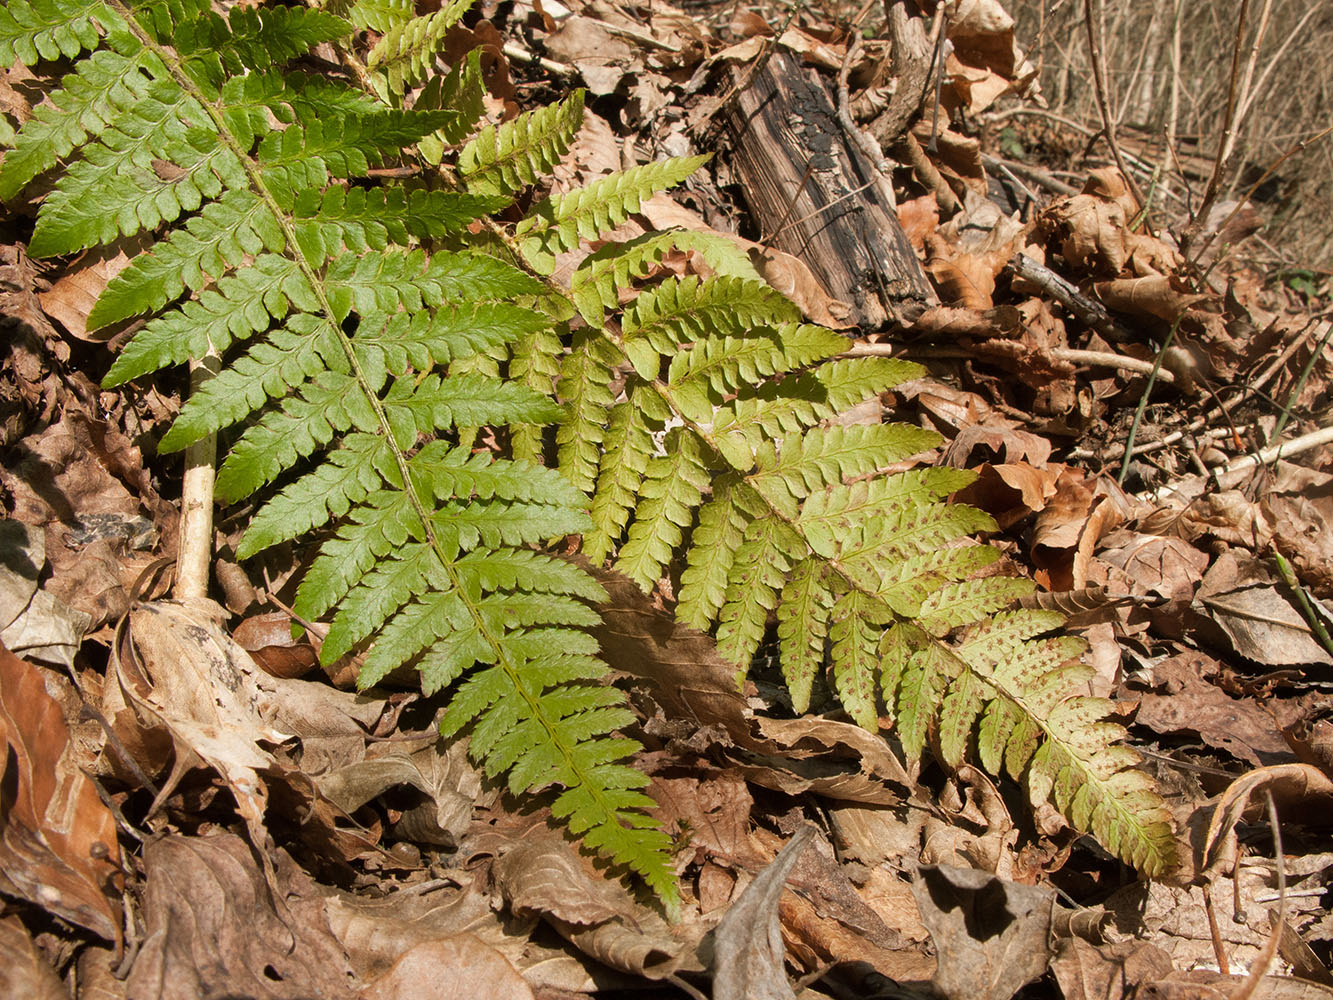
[104, 599, 385, 861]
[233, 611, 318, 679]
[0, 915, 68, 1000]
[487, 828, 694, 979]
[106, 598, 290, 844]
[947, 0, 1038, 114]
[956, 461, 1063, 528]
[747, 246, 854, 329]
[320, 879, 598, 994]
[316, 737, 484, 848]
[37, 244, 136, 341]
[1192, 555, 1333, 668]
[0, 519, 90, 666]
[898, 193, 940, 250]
[590, 566, 752, 744]
[493, 832, 639, 927]
[0, 643, 122, 943]
[361, 935, 534, 1000]
[648, 773, 761, 865]
[1097, 530, 1209, 603]
[775, 26, 846, 71]
[1094, 274, 1207, 322]
[1041, 195, 1131, 276]
[126, 833, 357, 999]
[925, 245, 997, 309]
[941, 421, 1053, 468]
[712, 825, 814, 1000]
[912, 864, 1056, 1000]
[542, 16, 638, 96]
[1133, 652, 1295, 766]
[77, 945, 130, 1000]
[1, 411, 170, 629]
[1050, 937, 1175, 1000]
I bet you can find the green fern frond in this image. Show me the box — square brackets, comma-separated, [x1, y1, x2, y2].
[0, 47, 158, 201]
[2, 0, 681, 909]
[623, 275, 800, 362]
[0, 0, 121, 65]
[8, 0, 1176, 904]
[347, 0, 413, 32]
[89, 190, 282, 329]
[614, 428, 711, 591]
[459, 89, 585, 197]
[367, 0, 472, 97]
[516, 155, 710, 272]
[416, 49, 488, 160]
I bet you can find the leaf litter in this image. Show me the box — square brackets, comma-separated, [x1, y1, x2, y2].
[2, 0, 1333, 997]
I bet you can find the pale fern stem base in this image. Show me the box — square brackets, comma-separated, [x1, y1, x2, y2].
[175, 353, 221, 599]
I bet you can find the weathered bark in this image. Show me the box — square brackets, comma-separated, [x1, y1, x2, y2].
[869, 1, 935, 148]
[719, 51, 934, 330]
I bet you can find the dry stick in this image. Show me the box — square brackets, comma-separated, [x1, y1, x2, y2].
[1273, 319, 1333, 440]
[1252, 316, 1323, 396]
[845, 341, 1178, 385]
[1186, 0, 1250, 256]
[1190, 122, 1333, 268]
[1163, 0, 1184, 210]
[1008, 253, 1137, 344]
[836, 33, 897, 211]
[1142, 424, 1333, 502]
[1221, 0, 1275, 171]
[1081, 0, 1146, 212]
[175, 352, 221, 599]
[1229, 1, 1321, 169]
[924, 4, 950, 153]
[981, 153, 1078, 197]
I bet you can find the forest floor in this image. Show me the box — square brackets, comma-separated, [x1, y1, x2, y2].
[3, 1, 1333, 998]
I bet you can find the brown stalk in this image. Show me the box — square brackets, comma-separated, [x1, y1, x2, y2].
[1080, 0, 1146, 213]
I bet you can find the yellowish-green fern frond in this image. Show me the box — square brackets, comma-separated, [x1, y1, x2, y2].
[459, 89, 586, 197]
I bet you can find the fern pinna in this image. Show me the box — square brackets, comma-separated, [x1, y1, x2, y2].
[0, 0, 1174, 903]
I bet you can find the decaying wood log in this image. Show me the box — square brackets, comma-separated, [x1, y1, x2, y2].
[719, 50, 934, 330]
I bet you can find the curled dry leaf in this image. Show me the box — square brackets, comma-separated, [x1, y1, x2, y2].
[490, 830, 693, 979]
[747, 247, 854, 329]
[233, 611, 317, 679]
[0, 643, 122, 943]
[1201, 764, 1333, 877]
[107, 598, 290, 843]
[316, 737, 485, 848]
[711, 824, 815, 1000]
[1093, 274, 1207, 323]
[104, 598, 385, 860]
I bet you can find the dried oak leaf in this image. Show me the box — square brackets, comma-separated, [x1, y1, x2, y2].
[0, 643, 122, 943]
